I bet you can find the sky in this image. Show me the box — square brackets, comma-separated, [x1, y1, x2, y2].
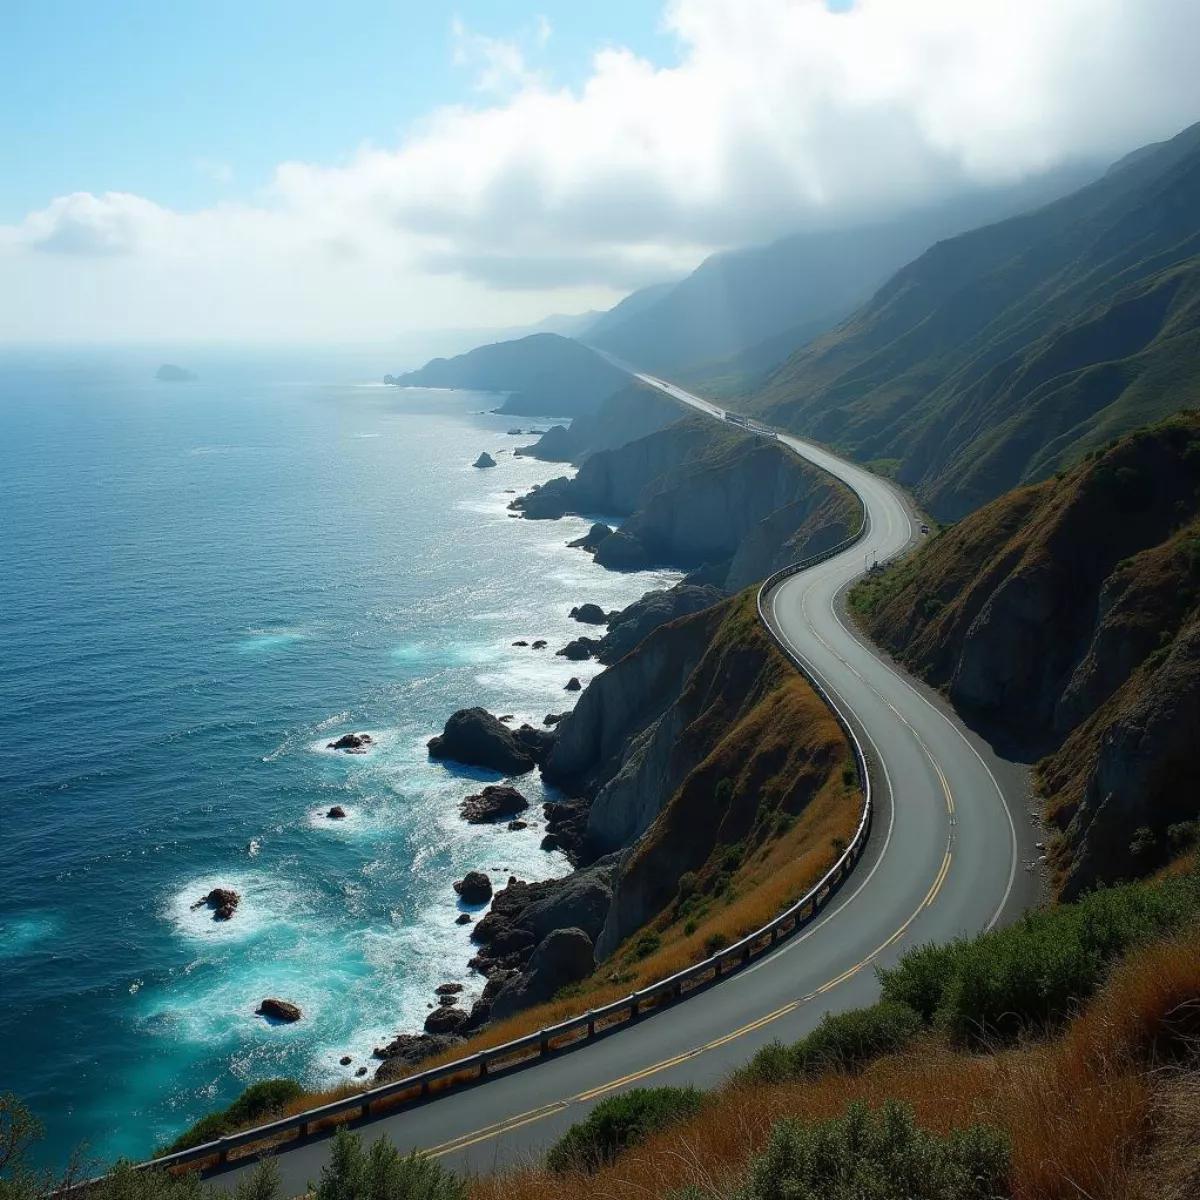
[3, 0, 1200, 343]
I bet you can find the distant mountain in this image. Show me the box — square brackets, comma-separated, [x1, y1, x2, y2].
[586, 168, 1098, 376]
[523, 310, 605, 339]
[750, 120, 1200, 521]
[584, 282, 678, 344]
[386, 332, 629, 418]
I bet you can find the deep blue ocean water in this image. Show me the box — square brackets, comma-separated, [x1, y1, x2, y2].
[0, 345, 677, 1167]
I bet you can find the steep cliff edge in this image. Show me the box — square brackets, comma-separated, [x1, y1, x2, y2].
[546, 591, 857, 958]
[851, 414, 1200, 896]
[512, 419, 859, 588]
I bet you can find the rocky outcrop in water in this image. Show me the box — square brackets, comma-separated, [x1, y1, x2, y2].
[373, 1033, 462, 1081]
[557, 637, 601, 661]
[567, 524, 613, 553]
[570, 604, 613, 625]
[192, 888, 240, 921]
[327, 732, 373, 753]
[428, 708, 538, 775]
[473, 452, 497, 469]
[327, 806, 347, 820]
[257, 998, 302, 1023]
[460, 785, 530, 824]
[453, 871, 494, 904]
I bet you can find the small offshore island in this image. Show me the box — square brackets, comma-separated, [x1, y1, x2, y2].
[155, 363, 197, 382]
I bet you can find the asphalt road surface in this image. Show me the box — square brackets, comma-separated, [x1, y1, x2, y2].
[210, 374, 1041, 1193]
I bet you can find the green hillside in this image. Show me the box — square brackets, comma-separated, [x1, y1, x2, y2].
[752, 122, 1200, 520]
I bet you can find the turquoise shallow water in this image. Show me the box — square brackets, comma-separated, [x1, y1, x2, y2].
[0, 346, 676, 1167]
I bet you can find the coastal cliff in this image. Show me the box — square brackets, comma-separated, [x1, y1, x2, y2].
[545, 591, 856, 958]
[852, 414, 1200, 896]
[515, 379, 683, 463]
[512, 418, 859, 588]
[385, 332, 627, 418]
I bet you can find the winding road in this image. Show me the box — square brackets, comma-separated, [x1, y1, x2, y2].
[214, 375, 1040, 1192]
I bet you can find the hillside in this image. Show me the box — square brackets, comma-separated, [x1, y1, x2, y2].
[385, 332, 628, 418]
[587, 168, 1097, 377]
[851, 414, 1200, 897]
[752, 120, 1200, 520]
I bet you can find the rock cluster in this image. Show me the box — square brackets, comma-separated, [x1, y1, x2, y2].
[557, 637, 602, 661]
[428, 707, 553, 775]
[540, 799, 590, 861]
[192, 888, 240, 921]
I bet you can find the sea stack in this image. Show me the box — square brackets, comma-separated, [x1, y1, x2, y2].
[473, 452, 497, 469]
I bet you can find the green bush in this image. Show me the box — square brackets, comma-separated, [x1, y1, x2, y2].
[732, 1002, 922, 1085]
[732, 1102, 1009, 1200]
[313, 1128, 465, 1200]
[545, 1087, 705, 1173]
[879, 874, 1200, 1042]
[632, 931, 662, 960]
[678, 871, 699, 902]
[163, 1079, 306, 1154]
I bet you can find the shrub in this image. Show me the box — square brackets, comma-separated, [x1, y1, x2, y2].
[704, 931, 730, 955]
[1129, 827, 1157, 858]
[1167, 820, 1200, 853]
[715, 778, 734, 806]
[163, 1079, 306, 1154]
[678, 871, 699, 903]
[732, 1002, 922, 1085]
[545, 1087, 705, 1173]
[632, 931, 662, 960]
[721, 843, 743, 872]
[732, 1102, 1010, 1200]
[879, 874, 1200, 1042]
[313, 1128, 465, 1200]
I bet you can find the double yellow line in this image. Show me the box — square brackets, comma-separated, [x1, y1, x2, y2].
[426, 840, 954, 1161]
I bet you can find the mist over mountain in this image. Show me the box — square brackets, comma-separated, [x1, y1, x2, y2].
[748, 120, 1200, 520]
[585, 166, 1100, 378]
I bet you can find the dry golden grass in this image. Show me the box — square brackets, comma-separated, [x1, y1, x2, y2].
[468, 926, 1200, 1200]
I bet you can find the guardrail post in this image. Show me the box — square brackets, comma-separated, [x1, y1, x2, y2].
[630, 997, 640, 1021]
[478, 1057, 488, 1079]
[217, 1139, 231, 1166]
[587, 1011, 596, 1037]
[539, 1033, 550, 1055]
[741, 944, 752, 964]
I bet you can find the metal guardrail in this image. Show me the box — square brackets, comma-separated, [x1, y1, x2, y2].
[143, 415, 875, 1177]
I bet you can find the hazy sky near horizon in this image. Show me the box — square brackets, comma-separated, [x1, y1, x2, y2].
[4, 0, 1200, 342]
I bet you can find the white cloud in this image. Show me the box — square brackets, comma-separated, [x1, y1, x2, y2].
[4, 0, 1200, 340]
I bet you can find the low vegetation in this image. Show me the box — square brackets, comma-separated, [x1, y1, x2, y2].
[472, 869, 1200, 1200]
[545, 1087, 705, 1173]
[160, 1080, 306, 1154]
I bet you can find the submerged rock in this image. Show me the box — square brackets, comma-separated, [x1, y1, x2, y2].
[531, 639, 548, 650]
[473, 452, 497, 469]
[428, 707, 537, 775]
[257, 998, 302, 1023]
[460, 786, 530, 824]
[455, 913, 473, 925]
[192, 888, 240, 921]
[453, 870, 494, 904]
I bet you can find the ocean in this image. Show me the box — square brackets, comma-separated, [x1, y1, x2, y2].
[0, 345, 677, 1167]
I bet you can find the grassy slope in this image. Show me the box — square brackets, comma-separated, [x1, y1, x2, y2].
[472, 893, 1200, 1200]
[748, 121, 1200, 520]
[849, 414, 1200, 895]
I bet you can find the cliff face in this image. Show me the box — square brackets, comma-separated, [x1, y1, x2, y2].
[513, 418, 859, 588]
[516, 380, 683, 464]
[547, 592, 854, 958]
[852, 414, 1200, 895]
